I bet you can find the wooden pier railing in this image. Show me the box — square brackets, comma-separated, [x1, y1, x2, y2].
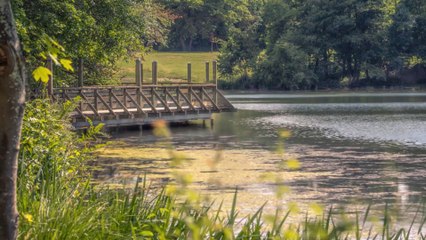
[48, 59, 236, 129]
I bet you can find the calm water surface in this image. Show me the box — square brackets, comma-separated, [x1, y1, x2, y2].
[101, 91, 426, 216]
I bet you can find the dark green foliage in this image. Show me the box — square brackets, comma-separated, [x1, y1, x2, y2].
[12, 0, 174, 86]
[160, 0, 231, 51]
[219, 0, 426, 89]
[218, 0, 265, 82]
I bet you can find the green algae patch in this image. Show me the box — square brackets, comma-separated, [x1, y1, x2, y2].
[92, 142, 335, 216]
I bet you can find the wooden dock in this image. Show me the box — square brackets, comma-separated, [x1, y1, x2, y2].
[49, 59, 236, 129]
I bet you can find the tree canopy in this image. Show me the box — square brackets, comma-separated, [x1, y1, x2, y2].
[219, 0, 426, 89]
[9, 0, 426, 89]
[12, 0, 174, 85]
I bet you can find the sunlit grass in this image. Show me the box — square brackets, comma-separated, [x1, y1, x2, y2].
[116, 51, 219, 84]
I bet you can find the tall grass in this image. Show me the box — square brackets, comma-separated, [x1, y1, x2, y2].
[17, 99, 426, 239]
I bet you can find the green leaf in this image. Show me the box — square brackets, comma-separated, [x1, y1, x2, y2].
[32, 67, 52, 83]
[60, 59, 74, 72]
[139, 231, 154, 237]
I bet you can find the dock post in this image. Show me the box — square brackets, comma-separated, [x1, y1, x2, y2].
[187, 62, 192, 104]
[210, 118, 214, 128]
[136, 58, 142, 86]
[136, 58, 142, 105]
[78, 58, 84, 87]
[46, 57, 54, 96]
[213, 60, 217, 104]
[152, 61, 157, 107]
[205, 61, 210, 83]
[152, 61, 158, 85]
[187, 62, 192, 83]
[212, 60, 217, 84]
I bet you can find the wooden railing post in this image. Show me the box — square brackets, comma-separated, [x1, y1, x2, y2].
[94, 89, 98, 113]
[205, 61, 210, 83]
[152, 61, 158, 85]
[176, 87, 180, 104]
[152, 61, 158, 107]
[187, 62, 192, 103]
[213, 60, 218, 104]
[46, 57, 54, 96]
[212, 60, 217, 85]
[136, 59, 142, 105]
[187, 62, 192, 83]
[136, 58, 142, 87]
[123, 89, 127, 108]
[78, 58, 84, 87]
[109, 89, 113, 108]
[151, 87, 156, 109]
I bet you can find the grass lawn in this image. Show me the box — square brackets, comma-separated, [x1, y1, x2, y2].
[116, 51, 219, 84]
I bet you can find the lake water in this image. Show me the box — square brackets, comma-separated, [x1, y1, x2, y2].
[95, 91, 426, 219]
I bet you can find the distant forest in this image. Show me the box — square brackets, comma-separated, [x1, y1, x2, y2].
[13, 0, 426, 89]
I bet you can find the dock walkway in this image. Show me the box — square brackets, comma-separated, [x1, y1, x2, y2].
[48, 59, 236, 129]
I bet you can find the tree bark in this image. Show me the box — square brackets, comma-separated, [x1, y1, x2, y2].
[0, 1, 26, 239]
[188, 37, 193, 52]
[179, 36, 186, 51]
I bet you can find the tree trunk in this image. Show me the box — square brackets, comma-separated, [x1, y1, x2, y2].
[188, 37, 193, 52]
[179, 36, 186, 51]
[0, 1, 27, 239]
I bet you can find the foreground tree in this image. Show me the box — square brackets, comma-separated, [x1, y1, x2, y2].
[0, 0, 26, 239]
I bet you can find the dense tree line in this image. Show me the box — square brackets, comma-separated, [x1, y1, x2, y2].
[9, 0, 426, 89]
[218, 0, 426, 89]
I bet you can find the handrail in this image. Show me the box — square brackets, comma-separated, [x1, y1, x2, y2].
[53, 84, 217, 91]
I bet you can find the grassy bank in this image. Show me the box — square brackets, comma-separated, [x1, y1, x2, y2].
[116, 52, 219, 84]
